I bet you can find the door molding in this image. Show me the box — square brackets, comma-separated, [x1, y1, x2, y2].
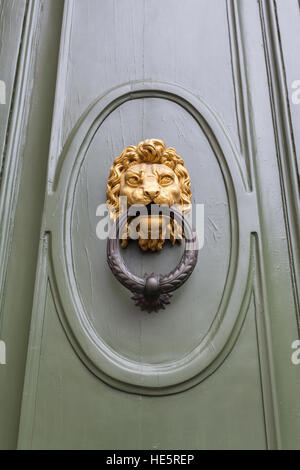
[43, 80, 257, 394]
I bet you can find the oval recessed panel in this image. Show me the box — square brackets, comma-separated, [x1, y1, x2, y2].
[49, 82, 253, 394]
[71, 97, 230, 365]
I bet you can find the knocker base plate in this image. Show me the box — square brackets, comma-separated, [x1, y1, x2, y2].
[131, 273, 172, 313]
[132, 292, 172, 313]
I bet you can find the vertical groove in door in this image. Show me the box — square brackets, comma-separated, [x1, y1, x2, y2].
[17, 234, 49, 450]
[253, 234, 282, 449]
[259, 0, 300, 334]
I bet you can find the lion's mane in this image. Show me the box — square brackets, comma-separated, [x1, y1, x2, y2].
[106, 139, 191, 218]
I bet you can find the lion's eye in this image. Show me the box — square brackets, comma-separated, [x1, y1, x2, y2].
[127, 176, 139, 186]
[160, 175, 173, 185]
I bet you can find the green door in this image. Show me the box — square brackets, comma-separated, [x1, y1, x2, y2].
[1, 0, 300, 450]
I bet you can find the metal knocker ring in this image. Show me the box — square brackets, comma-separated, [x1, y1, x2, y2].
[107, 207, 198, 312]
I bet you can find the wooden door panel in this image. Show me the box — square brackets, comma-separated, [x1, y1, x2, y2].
[13, 0, 300, 449]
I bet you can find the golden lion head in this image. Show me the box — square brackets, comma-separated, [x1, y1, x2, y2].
[106, 139, 191, 251]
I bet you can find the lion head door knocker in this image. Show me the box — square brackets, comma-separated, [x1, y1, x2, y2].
[106, 139, 198, 312]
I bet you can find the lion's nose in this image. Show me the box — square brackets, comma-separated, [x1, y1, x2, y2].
[144, 189, 160, 200]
